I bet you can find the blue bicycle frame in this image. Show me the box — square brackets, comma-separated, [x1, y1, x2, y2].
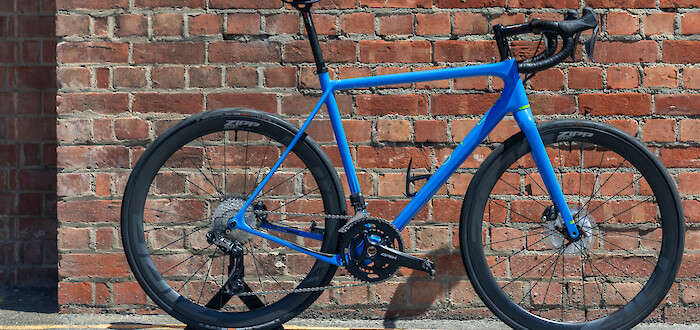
[228, 58, 579, 267]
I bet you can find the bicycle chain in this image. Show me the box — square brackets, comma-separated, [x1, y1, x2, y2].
[229, 209, 389, 297]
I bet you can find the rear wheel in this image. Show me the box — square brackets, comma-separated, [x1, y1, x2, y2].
[460, 120, 684, 329]
[121, 108, 346, 329]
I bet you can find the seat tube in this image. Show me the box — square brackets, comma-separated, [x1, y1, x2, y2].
[513, 107, 580, 239]
[319, 73, 362, 194]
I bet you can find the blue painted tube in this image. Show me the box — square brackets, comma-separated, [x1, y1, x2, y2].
[228, 91, 331, 229]
[320, 72, 362, 194]
[513, 107, 579, 239]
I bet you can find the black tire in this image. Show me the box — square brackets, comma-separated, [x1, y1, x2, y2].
[121, 108, 346, 330]
[460, 120, 684, 329]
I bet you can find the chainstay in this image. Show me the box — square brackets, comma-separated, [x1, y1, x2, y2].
[229, 210, 389, 297]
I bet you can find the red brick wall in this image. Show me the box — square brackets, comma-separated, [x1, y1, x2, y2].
[55, 0, 699, 321]
[0, 0, 58, 287]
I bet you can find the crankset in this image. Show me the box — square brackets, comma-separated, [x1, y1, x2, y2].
[339, 215, 435, 282]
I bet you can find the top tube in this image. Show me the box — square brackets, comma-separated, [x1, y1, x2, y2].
[323, 59, 519, 92]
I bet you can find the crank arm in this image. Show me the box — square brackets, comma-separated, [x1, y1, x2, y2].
[373, 243, 435, 278]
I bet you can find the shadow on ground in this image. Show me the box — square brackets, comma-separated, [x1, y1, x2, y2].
[0, 286, 58, 313]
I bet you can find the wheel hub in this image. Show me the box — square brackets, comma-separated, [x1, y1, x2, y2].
[211, 195, 259, 242]
[545, 206, 595, 254]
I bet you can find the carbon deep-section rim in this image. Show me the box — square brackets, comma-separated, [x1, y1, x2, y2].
[121, 108, 346, 329]
[460, 120, 684, 330]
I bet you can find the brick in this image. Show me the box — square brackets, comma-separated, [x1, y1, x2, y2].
[663, 41, 700, 64]
[57, 227, 90, 249]
[587, 0, 654, 8]
[379, 14, 413, 36]
[226, 13, 260, 34]
[133, 93, 204, 114]
[363, 0, 431, 8]
[377, 120, 411, 142]
[434, 40, 496, 63]
[414, 120, 448, 143]
[568, 67, 603, 89]
[643, 13, 675, 36]
[153, 13, 184, 36]
[434, 0, 505, 8]
[95, 173, 111, 197]
[94, 17, 109, 37]
[57, 93, 128, 115]
[58, 282, 91, 305]
[678, 172, 700, 195]
[312, 14, 338, 35]
[492, 13, 527, 26]
[96, 68, 109, 89]
[114, 67, 147, 88]
[606, 12, 639, 35]
[453, 12, 488, 35]
[57, 173, 90, 197]
[189, 14, 222, 36]
[210, 41, 281, 63]
[360, 40, 430, 63]
[113, 282, 147, 305]
[56, 15, 89, 37]
[508, 0, 577, 7]
[655, 94, 700, 115]
[660, 0, 700, 8]
[680, 119, 700, 142]
[135, 0, 205, 8]
[189, 66, 222, 88]
[115, 15, 147, 37]
[59, 253, 129, 277]
[152, 67, 185, 89]
[115, 118, 149, 140]
[285, 40, 356, 63]
[57, 119, 90, 143]
[210, 0, 281, 8]
[226, 67, 258, 87]
[133, 42, 205, 64]
[605, 119, 639, 136]
[356, 94, 427, 116]
[340, 12, 374, 34]
[57, 67, 90, 89]
[265, 13, 299, 34]
[431, 93, 500, 115]
[607, 66, 640, 89]
[643, 118, 676, 142]
[684, 67, 700, 89]
[207, 93, 277, 113]
[659, 147, 700, 168]
[455, 76, 489, 90]
[529, 68, 564, 91]
[644, 66, 678, 88]
[57, 0, 127, 9]
[58, 146, 129, 169]
[596, 41, 657, 63]
[357, 146, 429, 169]
[579, 93, 651, 116]
[681, 13, 700, 34]
[57, 42, 129, 64]
[264, 66, 297, 87]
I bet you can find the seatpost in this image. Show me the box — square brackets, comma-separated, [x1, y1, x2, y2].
[292, 2, 328, 74]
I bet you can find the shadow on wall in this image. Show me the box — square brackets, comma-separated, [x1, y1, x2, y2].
[0, 0, 58, 294]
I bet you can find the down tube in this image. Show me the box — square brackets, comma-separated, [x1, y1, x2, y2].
[392, 106, 507, 231]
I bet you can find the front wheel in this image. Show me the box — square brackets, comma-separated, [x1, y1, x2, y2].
[121, 108, 346, 329]
[460, 120, 684, 329]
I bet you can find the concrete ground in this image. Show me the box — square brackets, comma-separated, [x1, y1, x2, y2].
[0, 288, 698, 330]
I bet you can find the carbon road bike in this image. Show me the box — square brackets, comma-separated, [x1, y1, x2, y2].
[121, 2, 685, 329]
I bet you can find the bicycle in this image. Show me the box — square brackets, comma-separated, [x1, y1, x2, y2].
[120, 2, 685, 329]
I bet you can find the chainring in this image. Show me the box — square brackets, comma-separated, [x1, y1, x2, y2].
[339, 217, 404, 283]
